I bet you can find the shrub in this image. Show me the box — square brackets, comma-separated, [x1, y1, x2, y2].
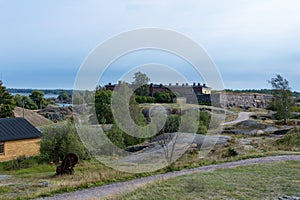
[291, 106, 300, 112]
[222, 147, 238, 158]
[274, 129, 300, 150]
[4, 156, 37, 170]
[40, 121, 91, 163]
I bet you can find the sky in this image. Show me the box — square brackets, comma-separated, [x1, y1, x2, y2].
[0, 0, 300, 91]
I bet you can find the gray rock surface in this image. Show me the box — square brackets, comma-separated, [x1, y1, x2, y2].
[279, 193, 300, 200]
[38, 106, 73, 122]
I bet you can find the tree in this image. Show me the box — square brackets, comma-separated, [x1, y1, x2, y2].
[0, 80, 15, 118]
[14, 94, 38, 110]
[29, 90, 46, 109]
[132, 72, 150, 96]
[58, 91, 69, 102]
[268, 74, 294, 125]
[90, 89, 114, 124]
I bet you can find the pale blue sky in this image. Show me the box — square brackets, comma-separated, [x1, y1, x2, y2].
[0, 0, 300, 91]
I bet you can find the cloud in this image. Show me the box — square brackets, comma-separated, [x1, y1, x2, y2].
[0, 0, 299, 90]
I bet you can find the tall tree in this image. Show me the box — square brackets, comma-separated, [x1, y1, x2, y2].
[29, 90, 46, 109]
[0, 80, 15, 118]
[132, 72, 150, 96]
[268, 74, 294, 125]
[90, 89, 114, 124]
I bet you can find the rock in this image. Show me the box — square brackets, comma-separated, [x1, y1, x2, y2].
[125, 144, 151, 152]
[264, 126, 279, 134]
[0, 175, 12, 181]
[222, 129, 264, 136]
[235, 120, 267, 130]
[38, 181, 51, 187]
[278, 193, 300, 200]
[38, 106, 73, 122]
[272, 126, 294, 136]
[192, 134, 231, 148]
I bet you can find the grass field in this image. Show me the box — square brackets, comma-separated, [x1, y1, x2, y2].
[119, 160, 300, 200]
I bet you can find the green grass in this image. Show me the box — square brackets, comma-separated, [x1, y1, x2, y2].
[0, 126, 299, 199]
[119, 161, 300, 200]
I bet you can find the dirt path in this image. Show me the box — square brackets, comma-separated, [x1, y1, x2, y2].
[37, 155, 300, 200]
[222, 112, 253, 126]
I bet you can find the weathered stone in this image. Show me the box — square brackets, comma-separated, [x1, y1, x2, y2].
[38, 106, 73, 122]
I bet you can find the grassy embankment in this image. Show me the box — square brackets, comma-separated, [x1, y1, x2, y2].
[117, 160, 300, 200]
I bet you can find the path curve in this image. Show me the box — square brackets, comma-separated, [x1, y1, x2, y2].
[37, 155, 300, 200]
[222, 112, 253, 126]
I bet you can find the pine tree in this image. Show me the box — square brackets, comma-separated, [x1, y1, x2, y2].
[0, 80, 15, 118]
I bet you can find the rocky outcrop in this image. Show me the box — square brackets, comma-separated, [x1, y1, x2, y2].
[127, 133, 231, 153]
[37, 106, 73, 122]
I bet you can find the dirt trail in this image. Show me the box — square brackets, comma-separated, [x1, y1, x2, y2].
[37, 155, 300, 200]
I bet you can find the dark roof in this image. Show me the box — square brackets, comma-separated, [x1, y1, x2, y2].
[0, 118, 42, 142]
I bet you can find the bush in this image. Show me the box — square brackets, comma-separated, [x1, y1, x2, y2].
[40, 121, 91, 163]
[197, 125, 207, 135]
[222, 147, 238, 158]
[4, 156, 37, 170]
[291, 106, 300, 112]
[136, 96, 156, 103]
[274, 130, 300, 150]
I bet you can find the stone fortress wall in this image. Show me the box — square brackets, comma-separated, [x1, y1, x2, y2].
[198, 93, 273, 109]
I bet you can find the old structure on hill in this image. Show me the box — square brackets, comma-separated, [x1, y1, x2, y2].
[104, 82, 272, 108]
[0, 118, 41, 162]
[105, 82, 211, 104]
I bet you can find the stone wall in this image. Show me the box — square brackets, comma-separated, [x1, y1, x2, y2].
[0, 138, 40, 162]
[197, 93, 273, 108]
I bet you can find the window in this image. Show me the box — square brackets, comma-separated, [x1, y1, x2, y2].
[0, 142, 4, 155]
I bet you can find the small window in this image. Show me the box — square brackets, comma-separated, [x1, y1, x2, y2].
[0, 142, 4, 155]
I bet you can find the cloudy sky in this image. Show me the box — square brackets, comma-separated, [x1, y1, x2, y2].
[1, 0, 300, 91]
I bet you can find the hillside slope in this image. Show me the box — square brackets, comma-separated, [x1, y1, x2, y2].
[13, 107, 52, 127]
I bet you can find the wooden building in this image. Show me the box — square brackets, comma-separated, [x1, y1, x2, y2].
[0, 118, 42, 162]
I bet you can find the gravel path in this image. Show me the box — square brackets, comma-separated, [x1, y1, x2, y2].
[37, 155, 300, 200]
[222, 112, 253, 126]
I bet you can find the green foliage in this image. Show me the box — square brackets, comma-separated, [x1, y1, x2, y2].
[136, 95, 156, 103]
[14, 94, 38, 110]
[222, 147, 238, 158]
[199, 111, 211, 127]
[291, 106, 300, 112]
[132, 72, 150, 96]
[108, 83, 148, 147]
[274, 129, 300, 150]
[72, 92, 84, 104]
[158, 111, 210, 135]
[154, 91, 175, 103]
[90, 89, 114, 124]
[268, 74, 294, 124]
[0, 80, 15, 118]
[40, 121, 91, 162]
[106, 124, 147, 148]
[58, 90, 69, 101]
[163, 115, 180, 133]
[197, 125, 207, 135]
[29, 90, 50, 109]
[4, 155, 37, 170]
